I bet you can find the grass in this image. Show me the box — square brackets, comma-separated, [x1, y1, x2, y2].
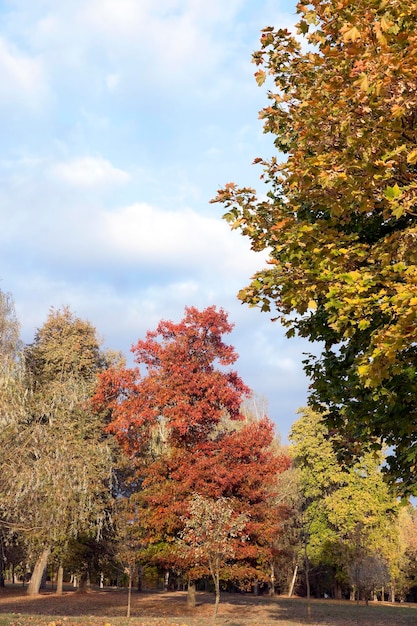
[0, 587, 416, 626]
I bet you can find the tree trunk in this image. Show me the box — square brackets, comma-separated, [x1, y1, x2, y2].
[0, 538, 5, 587]
[27, 547, 51, 596]
[212, 576, 220, 624]
[56, 564, 64, 595]
[137, 564, 142, 592]
[269, 563, 276, 596]
[77, 572, 88, 593]
[126, 569, 132, 618]
[389, 582, 395, 603]
[304, 543, 311, 623]
[211, 558, 220, 625]
[187, 579, 196, 608]
[288, 564, 298, 597]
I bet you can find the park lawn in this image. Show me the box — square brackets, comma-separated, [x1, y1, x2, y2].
[0, 588, 417, 626]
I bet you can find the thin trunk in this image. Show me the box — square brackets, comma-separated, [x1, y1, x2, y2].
[304, 541, 311, 623]
[137, 564, 142, 592]
[288, 564, 298, 597]
[270, 563, 275, 596]
[27, 547, 51, 596]
[56, 565, 64, 595]
[126, 570, 132, 618]
[210, 557, 220, 625]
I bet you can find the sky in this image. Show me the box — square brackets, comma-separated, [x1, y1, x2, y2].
[0, 0, 312, 441]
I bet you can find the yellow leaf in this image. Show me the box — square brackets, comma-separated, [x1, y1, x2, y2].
[254, 70, 266, 86]
[357, 364, 369, 377]
[359, 74, 369, 92]
[391, 104, 405, 118]
[342, 26, 361, 43]
[407, 149, 417, 165]
[380, 16, 393, 31]
[308, 299, 317, 310]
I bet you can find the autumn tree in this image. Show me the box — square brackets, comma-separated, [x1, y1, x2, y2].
[290, 408, 399, 600]
[1, 307, 114, 595]
[213, 0, 417, 494]
[0, 290, 26, 588]
[179, 494, 248, 622]
[94, 306, 291, 597]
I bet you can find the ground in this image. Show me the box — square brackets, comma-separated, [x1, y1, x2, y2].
[0, 586, 416, 626]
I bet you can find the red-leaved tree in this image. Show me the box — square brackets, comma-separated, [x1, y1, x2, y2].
[93, 306, 291, 596]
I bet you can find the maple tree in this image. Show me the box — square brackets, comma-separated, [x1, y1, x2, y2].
[94, 306, 291, 593]
[213, 0, 417, 493]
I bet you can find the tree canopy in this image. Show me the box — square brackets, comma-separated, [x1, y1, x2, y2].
[1, 306, 113, 594]
[290, 408, 400, 600]
[93, 306, 291, 588]
[213, 0, 417, 494]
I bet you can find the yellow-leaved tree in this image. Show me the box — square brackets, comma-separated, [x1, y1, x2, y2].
[213, 0, 417, 494]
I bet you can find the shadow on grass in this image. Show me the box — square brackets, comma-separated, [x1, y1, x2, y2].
[0, 587, 416, 625]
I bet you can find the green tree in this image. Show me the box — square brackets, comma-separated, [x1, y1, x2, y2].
[290, 409, 399, 599]
[213, 0, 417, 494]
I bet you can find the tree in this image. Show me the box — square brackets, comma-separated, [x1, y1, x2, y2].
[213, 0, 417, 494]
[290, 408, 399, 600]
[179, 494, 248, 623]
[94, 306, 291, 596]
[0, 290, 26, 588]
[1, 307, 114, 595]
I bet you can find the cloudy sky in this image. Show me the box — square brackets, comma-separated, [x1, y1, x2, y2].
[0, 0, 312, 441]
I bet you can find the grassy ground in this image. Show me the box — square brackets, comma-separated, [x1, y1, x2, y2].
[0, 586, 416, 626]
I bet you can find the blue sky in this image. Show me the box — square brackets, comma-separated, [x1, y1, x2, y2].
[0, 0, 311, 441]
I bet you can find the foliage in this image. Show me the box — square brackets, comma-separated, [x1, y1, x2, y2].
[213, 0, 417, 493]
[179, 494, 248, 619]
[0, 307, 114, 592]
[290, 408, 400, 597]
[94, 306, 291, 586]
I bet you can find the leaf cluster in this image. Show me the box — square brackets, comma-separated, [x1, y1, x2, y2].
[213, 0, 417, 493]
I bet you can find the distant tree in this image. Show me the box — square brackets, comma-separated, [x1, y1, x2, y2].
[290, 408, 399, 600]
[392, 504, 417, 601]
[348, 547, 389, 605]
[214, 0, 417, 494]
[94, 306, 291, 598]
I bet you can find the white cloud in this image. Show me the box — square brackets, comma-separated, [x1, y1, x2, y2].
[0, 36, 48, 109]
[100, 201, 264, 276]
[48, 156, 130, 187]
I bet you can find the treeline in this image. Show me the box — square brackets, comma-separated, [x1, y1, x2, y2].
[0, 292, 416, 605]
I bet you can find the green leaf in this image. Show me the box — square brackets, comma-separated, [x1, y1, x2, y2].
[384, 184, 402, 200]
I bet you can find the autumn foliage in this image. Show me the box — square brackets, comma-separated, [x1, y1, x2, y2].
[94, 306, 290, 585]
[213, 0, 417, 493]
